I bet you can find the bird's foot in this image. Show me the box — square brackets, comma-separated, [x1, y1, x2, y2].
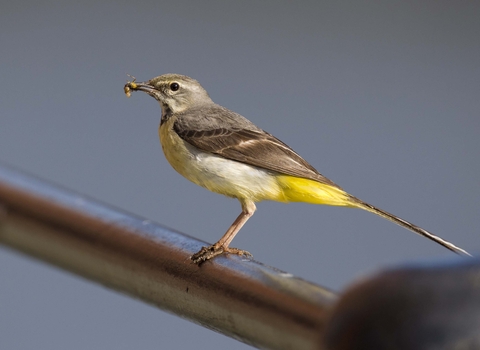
[191, 245, 252, 265]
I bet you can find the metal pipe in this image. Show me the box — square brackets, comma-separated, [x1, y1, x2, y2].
[0, 164, 336, 349]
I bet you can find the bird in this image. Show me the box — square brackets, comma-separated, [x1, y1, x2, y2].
[123, 73, 471, 264]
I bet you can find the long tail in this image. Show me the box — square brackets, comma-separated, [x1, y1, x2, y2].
[277, 175, 471, 256]
[348, 195, 472, 257]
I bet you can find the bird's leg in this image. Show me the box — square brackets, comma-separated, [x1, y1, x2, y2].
[191, 200, 256, 264]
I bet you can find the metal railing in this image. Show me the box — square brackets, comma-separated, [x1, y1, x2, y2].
[0, 164, 336, 349]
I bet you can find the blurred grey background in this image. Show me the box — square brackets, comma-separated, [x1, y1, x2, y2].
[1, 1, 479, 349]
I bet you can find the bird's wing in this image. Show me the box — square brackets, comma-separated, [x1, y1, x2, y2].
[173, 105, 340, 187]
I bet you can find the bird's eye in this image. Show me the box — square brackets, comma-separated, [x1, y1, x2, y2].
[170, 82, 180, 91]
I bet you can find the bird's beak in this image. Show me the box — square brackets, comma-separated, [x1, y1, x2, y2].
[124, 79, 160, 100]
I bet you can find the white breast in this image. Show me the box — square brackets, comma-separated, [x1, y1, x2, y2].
[158, 117, 283, 202]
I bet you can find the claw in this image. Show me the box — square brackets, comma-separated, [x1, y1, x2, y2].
[191, 245, 252, 265]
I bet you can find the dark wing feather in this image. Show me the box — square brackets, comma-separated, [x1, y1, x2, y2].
[173, 104, 340, 188]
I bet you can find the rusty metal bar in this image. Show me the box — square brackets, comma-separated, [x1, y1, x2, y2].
[0, 164, 336, 349]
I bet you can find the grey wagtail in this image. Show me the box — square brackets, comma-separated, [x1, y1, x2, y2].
[124, 74, 470, 264]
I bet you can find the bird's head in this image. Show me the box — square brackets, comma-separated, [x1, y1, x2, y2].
[124, 74, 212, 115]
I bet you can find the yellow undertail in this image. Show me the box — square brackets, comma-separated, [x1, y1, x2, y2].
[276, 174, 470, 256]
[276, 175, 355, 207]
